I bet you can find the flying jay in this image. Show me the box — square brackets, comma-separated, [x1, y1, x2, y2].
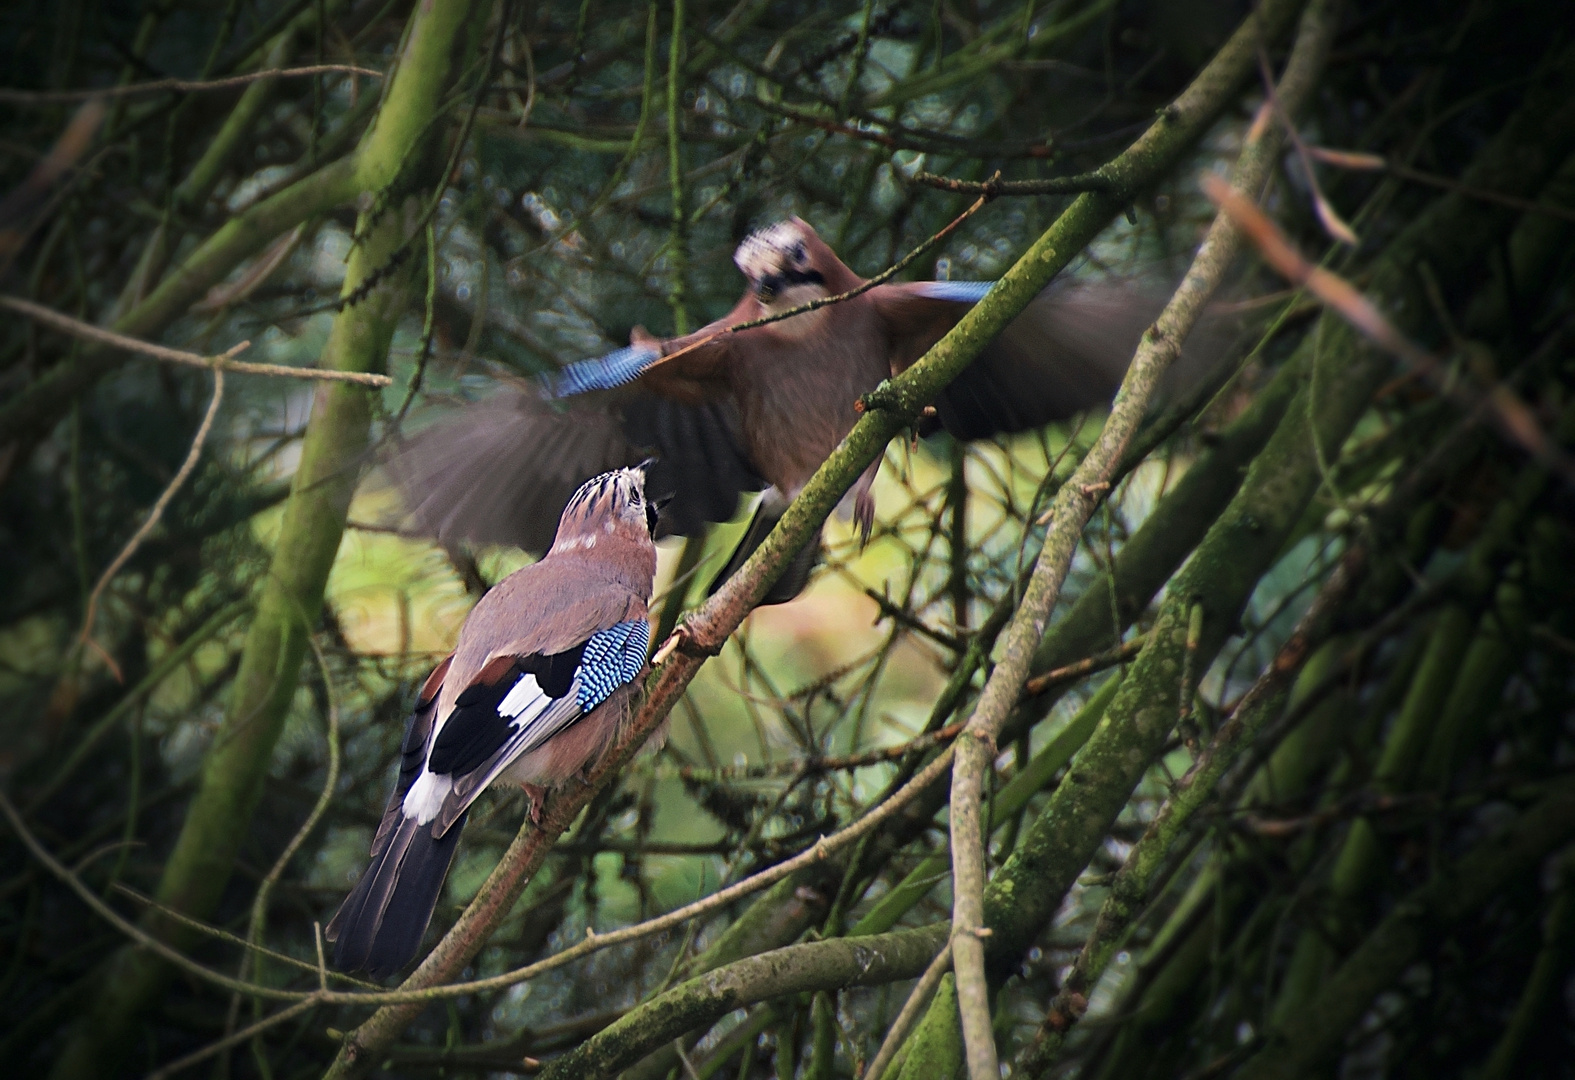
[326, 465, 659, 978]
[389, 217, 1221, 603]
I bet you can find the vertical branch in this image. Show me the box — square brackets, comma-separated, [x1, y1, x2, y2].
[948, 439, 970, 631]
[42, 3, 484, 1076]
[666, 0, 690, 333]
[839, 0, 878, 115]
[942, 2, 1339, 1072]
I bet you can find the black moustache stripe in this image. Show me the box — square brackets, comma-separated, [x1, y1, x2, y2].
[757, 268, 825, 293]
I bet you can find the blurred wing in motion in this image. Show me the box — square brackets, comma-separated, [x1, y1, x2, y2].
[623, 395, 764, 536]
[384, 382, 761, 552]
[873, 276, 1232, 440]
[385, 387, 633, 553]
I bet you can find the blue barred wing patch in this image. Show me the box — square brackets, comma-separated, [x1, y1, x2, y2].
[575, 621, 652, 711]
[913, 281, 994, 304]
[547, 344, 662, 399]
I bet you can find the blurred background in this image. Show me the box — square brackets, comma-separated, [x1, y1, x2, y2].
[2, 1, 1574, 1078]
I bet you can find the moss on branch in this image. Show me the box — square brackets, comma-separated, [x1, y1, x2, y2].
[1233, 785, 1575, 1080]
[43, 3, 487, 1076]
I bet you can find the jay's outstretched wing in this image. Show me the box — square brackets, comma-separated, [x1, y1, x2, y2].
[384, 383, 761, 552]
[386, 389, 632, 553]
[872, 277, 1222, 440]
[385, 302, 766, 552]
[327, 621, 650, 977]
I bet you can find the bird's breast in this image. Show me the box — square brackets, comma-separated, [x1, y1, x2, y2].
[731, 311, 890, 491]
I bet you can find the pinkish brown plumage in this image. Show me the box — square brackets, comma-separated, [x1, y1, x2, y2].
[386, 217, 1230, 603]
[326, 466, 659, 978]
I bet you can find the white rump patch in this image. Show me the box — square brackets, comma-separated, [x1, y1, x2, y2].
[403, 770, 454, 826]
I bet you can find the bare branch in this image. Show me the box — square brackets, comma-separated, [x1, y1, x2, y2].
[0, 296, 393, 386]
[0, 65, 384, 105]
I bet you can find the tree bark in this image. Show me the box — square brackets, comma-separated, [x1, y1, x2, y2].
[43, 2, 484, 1074]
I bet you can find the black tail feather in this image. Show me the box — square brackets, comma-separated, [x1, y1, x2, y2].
[708, 501, 821, 606]
[327, 811, 469, 979]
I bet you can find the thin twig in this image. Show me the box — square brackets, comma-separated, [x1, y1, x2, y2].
[224, 636, 343, 1049]
[1257, 49, 1358, 245]
[79, 368, 225, 678]
[0, 296, 393, 386]
[315, 922, 329, 992]
[0, 64, 384, 105]
[1022, 634, 1146, 696]
[1200, 172, 1575, 487]
[1303, 144, 1575, 226]
[613, 191, 991, 384]
[913, 170, 1114, 196]
[142, 998, 321, 1080]
[110, 885, 378, 989]
[673, 723, 965, 781]
[867, 941, 952, 1080]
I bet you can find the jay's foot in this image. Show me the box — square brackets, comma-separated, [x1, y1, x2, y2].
[523, 783, 548, 825]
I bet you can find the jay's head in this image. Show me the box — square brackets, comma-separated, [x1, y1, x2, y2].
[734, 218, 834, 313]
[548, 464, 662, 557]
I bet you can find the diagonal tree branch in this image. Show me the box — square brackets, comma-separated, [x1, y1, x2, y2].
[326, 0, 1310, 1073]
[943, 0, 1340, 1072]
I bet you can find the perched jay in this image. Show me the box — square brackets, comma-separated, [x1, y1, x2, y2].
[326, 466, 659, 977]
[390, 218, 1218, 602]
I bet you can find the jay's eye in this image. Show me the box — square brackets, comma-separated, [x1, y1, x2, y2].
[792, 243, 806, 263]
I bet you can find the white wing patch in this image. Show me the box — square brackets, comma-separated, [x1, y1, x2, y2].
[498, 674, 547, 718]
[401, 671, 579, 828]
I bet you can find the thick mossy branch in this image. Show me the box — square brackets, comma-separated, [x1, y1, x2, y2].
[43, 4, 488, 1078]
[686, 0, 1310, 625]
[1233, 785, 1575, 1080]
[893, 33, 1575, 1074]
[537, 928, 946, 1080]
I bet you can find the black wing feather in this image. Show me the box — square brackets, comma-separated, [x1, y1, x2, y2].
[384, 388, 762, 552]
[622, 396, 763, 535]
[427, 643, 587, 777]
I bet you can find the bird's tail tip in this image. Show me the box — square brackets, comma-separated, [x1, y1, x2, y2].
[327, 811, 468, 979]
